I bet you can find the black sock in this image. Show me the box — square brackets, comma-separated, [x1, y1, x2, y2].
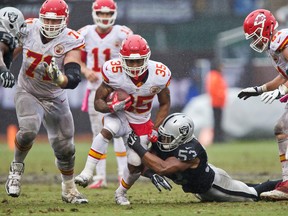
[252, 179, 282, 195]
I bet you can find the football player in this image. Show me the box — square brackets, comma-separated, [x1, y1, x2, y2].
[78, 0, 133, 189]
[5, 0, 88, 204]
[75, 34, 171, 205]
[0, 7, 25, 88]
[127, 113, 281, 202]
[238, 9, 288, 201]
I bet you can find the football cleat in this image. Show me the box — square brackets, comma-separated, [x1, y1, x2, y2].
[115, 188, 130, 205]
[74, 173, 93, 188]
[62, 179, 88, 204]
[88, 175, 107, 189]
[260, 180, 288, 201]
[5, 162, 24, 197]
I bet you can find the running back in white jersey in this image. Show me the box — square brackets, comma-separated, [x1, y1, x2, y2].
[18, 18, 85, 99]
[78, 24, 132, 90]
[267, 28, 288, 79]
[102, 58, 171, 124]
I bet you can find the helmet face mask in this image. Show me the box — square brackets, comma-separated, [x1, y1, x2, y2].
[157, 113, 195, 152]
[39, 0, 69, 39]
[92, 0, 117, 29]
[243, 9, 278, 53]
[119, 34, 151, 79]
[0, 7, 25, 42]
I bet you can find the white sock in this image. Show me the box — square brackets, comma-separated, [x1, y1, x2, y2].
[277, 138, 288, 181]
[113, 137, 127, 177]
[95, 155, 107, 180]
[81, 133, 109, 177]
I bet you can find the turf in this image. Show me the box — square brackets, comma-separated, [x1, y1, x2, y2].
[1, 138, 288, 215]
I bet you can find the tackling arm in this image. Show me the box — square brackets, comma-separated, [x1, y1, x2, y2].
[154, 87, 171, 128]
[127, 131, 194, 176]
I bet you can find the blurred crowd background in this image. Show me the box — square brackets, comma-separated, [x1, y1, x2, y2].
[1, 0, 288, 140]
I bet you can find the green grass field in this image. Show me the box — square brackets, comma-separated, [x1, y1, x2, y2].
[1, 138, 288, 216]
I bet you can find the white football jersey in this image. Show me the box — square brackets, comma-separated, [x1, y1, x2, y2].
[102, 58, 171, 124]
[18, 18, 85, 99]
[267, 28, 288, 78]
[78, 24, 132, 90]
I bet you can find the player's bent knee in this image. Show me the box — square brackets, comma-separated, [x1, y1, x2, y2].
[17, 131, 37, 145]
[128, 163, 143, 174]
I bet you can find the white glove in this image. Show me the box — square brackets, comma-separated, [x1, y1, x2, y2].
[0, 66, 15, 88]
[44, 57, 65, 86]
[151, 174, 172, 192]
[261, 85, 288, 104]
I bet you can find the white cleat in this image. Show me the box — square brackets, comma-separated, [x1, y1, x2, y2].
[5, 162, 24, 197]
[260, 180, 288, 201]
[115, 188, 130, 205]
[88, 175, 107, 189]
[74, 173, 92, 188]
[62, 179, 88, 204]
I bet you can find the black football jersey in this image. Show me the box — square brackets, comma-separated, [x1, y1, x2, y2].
[152, 138, 215, 193]
[0, 31, 16, 68]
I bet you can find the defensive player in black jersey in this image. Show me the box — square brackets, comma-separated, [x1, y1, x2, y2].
[128, 113, 281, 202]
[0, 7, 25, 88]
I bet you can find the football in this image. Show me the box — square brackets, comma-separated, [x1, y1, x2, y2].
[106, 89, 131, 104]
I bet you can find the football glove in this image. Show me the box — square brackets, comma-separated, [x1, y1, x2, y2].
[0, 66, 15, 88]
[148, 129, 158, 143]
[238, 86, 264, 100]
[108, 93, 132, 113]
[44, 57, 65, 86]
[127, 131, 147, 158]
[151, 174, 172, 192]
[261, 85, 288, 104]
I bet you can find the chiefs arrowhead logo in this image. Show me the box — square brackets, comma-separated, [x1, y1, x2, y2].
[254, 14, 266, 26]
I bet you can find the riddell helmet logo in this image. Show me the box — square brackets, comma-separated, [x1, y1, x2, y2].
[8, 12, 18, 23]
[254, 14, 266, 26]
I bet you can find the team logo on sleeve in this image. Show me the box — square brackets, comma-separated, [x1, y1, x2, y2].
[54, 44, 65, 55]
[150, 86, 161, 94]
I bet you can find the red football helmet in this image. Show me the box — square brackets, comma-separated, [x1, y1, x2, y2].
[39, 0, 69, 38]
[119, 34, 151, 79]
[243, 9, 278, 53]
[92, 0, 117, 29]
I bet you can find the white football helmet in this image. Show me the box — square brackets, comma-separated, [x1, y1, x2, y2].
[39, 0, 69, 38]
[92, 0, 117, 29]
[157, 113, 195, 152]
[0, 7, 25, 39]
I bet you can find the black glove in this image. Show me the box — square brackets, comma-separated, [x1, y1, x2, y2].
[238, 86, 263, 100]
[151, 174, 172, 192]
[0, 66, 15, 88]
[127, 131, 147, 158]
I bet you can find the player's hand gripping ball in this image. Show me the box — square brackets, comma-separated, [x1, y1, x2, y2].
[106, 89, 132, 112]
